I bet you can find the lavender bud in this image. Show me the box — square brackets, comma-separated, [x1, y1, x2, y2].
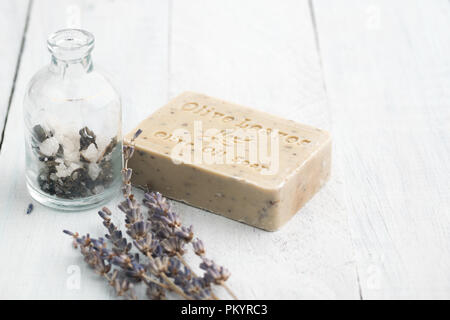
[146, 282, 165, 300]
[122, 168, 133, 183]
[123, 145, 135, 160]
[63, 230, 75, 236]
[102, 207, 112, 215]
[193, 239, 205, 256]
[132, 129, 143, 140]
[122, 183, 132, 197]
[98, 210, 111, 222]
[175, 225, 194, 242]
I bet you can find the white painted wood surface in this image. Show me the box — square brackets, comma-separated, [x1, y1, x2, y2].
[0, 0, 448, 299]
[313, 0, 450, 299]
[0, 0, 29, 138]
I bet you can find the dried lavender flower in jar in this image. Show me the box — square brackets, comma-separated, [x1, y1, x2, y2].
[24, 29, 122, 210]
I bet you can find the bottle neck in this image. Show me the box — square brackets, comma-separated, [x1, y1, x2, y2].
[49, 54, 93, 77]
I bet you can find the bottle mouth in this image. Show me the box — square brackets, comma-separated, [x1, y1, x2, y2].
[47, 29, 95, 61]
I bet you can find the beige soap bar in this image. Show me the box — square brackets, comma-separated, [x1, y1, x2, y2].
[125, 92, 331, 231]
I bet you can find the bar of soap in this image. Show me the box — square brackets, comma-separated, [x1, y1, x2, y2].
[125, 92, 331, 231]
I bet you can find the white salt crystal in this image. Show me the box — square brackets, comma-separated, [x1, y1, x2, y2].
[88, 163, 101, 180]
[96, 135, 116, 162]
[65, 151, 80, 163]
[39, 137, 59, 156]
[80, 143, 98, 163]
[68, 162, 81, 173]
[44, 117, 64, 135]
[96, 136, 111, 155]
[55, 163, 69, 178]
[93, 185, 105, 194]
[55, 131, 80, 162]
[55, 161, 80, 178]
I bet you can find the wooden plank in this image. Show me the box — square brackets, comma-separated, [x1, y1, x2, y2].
[0, 0, 169, 299]
[313, 0, 450, 298]
[0, 0, 30, 147]
[169, 0, 360, 299]
[0, 0, 363, 300]
[27, 0, 170, 133]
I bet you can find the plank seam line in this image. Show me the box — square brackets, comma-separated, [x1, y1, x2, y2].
[356, 265, 364, 300]
[167, 0, 173, 100]
[307, 0, 328, 96]
[0, 0, 33, 151]
[307, 0, 363, 300]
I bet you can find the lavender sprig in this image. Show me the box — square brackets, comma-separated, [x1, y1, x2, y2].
[62, 230, 137, 300]
[122, 130, 235, 299]
[63, 129, 237, 300]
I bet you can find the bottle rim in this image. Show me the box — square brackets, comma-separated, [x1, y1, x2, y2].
[47, 29, 95, 61]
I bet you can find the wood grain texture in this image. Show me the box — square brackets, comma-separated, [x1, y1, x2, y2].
[0, 0, 361, 299]
[169, 0, 360, 299]
[0, 0, 29, 145]
[313, 0, 450, 298]
[1, 0, 449, 300]
[0, 0, 169, 299]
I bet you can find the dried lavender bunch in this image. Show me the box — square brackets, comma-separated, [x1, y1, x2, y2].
[62, 230, 137, 300]
[64, 129, 237, 300]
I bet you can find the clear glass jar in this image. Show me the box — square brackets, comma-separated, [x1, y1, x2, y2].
[23, 29, 122, 210]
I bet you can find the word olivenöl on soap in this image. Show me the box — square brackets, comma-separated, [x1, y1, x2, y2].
[125, 92, 331, 231]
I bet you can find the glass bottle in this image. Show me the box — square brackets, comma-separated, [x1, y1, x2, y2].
[23, 29, 122, 210]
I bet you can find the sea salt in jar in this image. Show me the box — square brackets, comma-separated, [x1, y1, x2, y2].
[23, 29, 122, 210]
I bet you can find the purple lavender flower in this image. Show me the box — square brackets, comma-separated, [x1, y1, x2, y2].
[200, 258, 231, 284]
[166, 257, 182, 277]
[132, 129, 143, 140]
[174, 267, 192, 288]
[133, 233, 158, 255]
[127, 221, 151, 240]
[112, 254, 133, 269]
[175, 225, 194, 242]
[147, 256, 169, 275]
[122, 168, 133, 182]
[143, 191, 171, 214]
[160, 236, 185, 256]
[123, 145, 135, 160]
[63, 129, 236, 300]
[113, 276, 136, 299]
[146, 282, 165, 300]
[192, 239, 205, 256]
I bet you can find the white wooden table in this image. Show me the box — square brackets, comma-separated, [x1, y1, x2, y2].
[0, 0, 449, 300]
